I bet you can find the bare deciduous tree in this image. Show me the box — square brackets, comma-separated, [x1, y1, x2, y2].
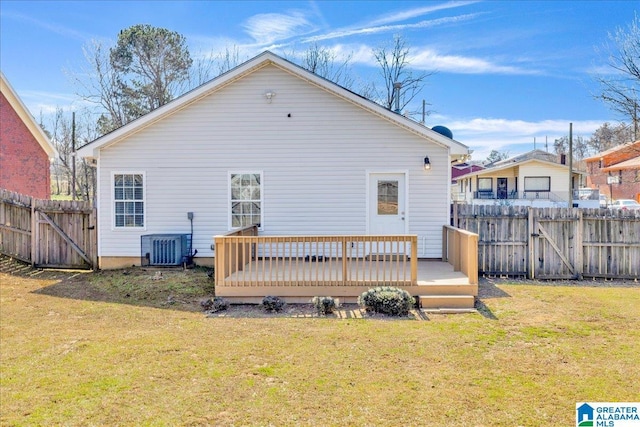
[189, 45, 245, 88]
[372, 35, 434, 114]
[70, 25, 193, 135]
[553, 135, 589, 161]
[587, 122, 635, 153]
[70, 40, 131, 133]
[299, 44, 355, 90]
[484, 150, 509, 165]
[594, 14, 640, 140]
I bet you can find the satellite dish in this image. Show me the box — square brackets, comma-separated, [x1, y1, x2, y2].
[432, 125, 453, 139]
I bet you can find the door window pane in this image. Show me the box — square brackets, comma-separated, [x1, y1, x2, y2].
[378, 180, 398, 215]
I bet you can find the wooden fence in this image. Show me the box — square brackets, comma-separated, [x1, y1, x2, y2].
[452, 204, 640, 279]
[0, 189, 97, 269]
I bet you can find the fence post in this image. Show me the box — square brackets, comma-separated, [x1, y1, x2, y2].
[576, 209, 583, 279]
[527, 207, 535, 279]
[30, 197, 36, 267]
[452, 201, 458, 227]
[91, 207, 98, 270]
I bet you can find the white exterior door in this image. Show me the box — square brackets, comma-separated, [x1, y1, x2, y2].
[368, 173, 407, 235]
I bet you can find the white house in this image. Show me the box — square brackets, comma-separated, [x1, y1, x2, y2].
[456, 150, 590, 208]
[77, 51, 470, 269]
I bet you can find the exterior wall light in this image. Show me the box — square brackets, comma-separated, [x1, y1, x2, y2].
[424, 156, 431, 170]
[264, 90, 276, 103]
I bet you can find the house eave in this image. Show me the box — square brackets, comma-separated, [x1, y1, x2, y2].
[1, 71, 58, 159]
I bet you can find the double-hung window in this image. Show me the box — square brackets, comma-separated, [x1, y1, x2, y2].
[113, 173, 144, 228]
[230, 173, 262, 228]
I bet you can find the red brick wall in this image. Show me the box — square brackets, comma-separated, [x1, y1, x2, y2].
[0, 92, 51, 199]
[586, 157, 640, 201]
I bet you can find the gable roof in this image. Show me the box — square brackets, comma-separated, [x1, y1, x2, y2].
[1, 71, 57, 159]
[584, 140, 640, 161]
[602, 155, 640, 172]
[77, 51, 469, 159]
[451, 163, 484, 180]
[457, 157, 583, 180]
[489, 149, 558, 167]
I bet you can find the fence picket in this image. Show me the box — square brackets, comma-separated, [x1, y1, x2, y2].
[453, 204, 639, 279]
[1, 189, 96, 269]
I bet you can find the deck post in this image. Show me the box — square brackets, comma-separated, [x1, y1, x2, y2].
[214, 236, 225, 286]
[453, 229, 461, 271]
[411, 235, 418, 284]
[442, 227, 448, 261]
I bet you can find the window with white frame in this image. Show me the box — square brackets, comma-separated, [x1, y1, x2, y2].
[524, 176, 550, 192]
[478, 177, 492, 191]
[230, 173, 262, 228]
[113, 173, 144, 227]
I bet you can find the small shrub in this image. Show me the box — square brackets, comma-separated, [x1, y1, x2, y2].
[262, 295, 285, 312]
[311, 296, 339, 315]
[200, 297, 229, 313]
[358, 286, 415, 316]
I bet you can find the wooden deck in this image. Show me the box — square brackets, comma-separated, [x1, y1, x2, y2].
[214, 226, 479, 308]
[217, 259, 477, 306]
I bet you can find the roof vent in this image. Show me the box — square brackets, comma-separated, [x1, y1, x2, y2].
[432, 125, 453, 139]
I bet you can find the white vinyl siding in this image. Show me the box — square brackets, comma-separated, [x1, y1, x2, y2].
[94, 64, 452, 258]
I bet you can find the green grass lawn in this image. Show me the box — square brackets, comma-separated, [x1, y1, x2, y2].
[1, 269, 638, 426]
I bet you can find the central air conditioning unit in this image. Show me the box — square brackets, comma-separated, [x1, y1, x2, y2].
[141, 234, 191, 266]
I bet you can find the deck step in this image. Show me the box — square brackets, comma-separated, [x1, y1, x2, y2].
[418, 295, 475, 309]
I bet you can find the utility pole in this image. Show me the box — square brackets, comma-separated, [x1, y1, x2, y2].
[568, 122, 573, 208]
[72, 111, 76, 201]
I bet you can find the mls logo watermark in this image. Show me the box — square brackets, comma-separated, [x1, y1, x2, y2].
[576, 403, 640, 427]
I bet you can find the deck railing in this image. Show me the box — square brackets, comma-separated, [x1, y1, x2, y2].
[214, 228, 418, 288]
[442, 225, 479, 285]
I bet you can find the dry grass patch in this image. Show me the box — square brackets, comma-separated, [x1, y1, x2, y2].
[1, 266, 639, 426]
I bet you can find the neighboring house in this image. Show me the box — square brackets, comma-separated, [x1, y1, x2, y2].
[585, 141, 640, 203]
[456, 149, 588, 207]
[0, 72, 57, 199]
[451, 162, 484, 202]
[77, 51, 470, 269]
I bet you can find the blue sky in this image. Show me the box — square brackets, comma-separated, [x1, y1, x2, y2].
[1, 0, 637, 161]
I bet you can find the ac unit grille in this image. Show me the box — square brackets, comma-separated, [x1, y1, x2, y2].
[141, 234, 190, 266]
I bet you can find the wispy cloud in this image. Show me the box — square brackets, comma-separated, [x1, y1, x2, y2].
[412, 49, 537, 75]
[243, 11, 318, 45]
[340, 42, 533, 75]
[302, 13, 481, 44]
[2, 10, 92, 41]
[19, 90, 88, 117]
[436, 116, 606, 160]
[367, 1, 479, 26]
